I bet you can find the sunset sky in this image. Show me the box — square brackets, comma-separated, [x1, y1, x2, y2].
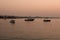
[0, 0, 60, 16]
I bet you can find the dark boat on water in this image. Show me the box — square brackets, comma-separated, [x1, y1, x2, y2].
[10, 20, 15, 24]
[25, 18, 34, 21]
[43, 19, 51, 22]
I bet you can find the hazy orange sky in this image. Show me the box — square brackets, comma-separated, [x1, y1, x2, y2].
[0, 0, 60, 16]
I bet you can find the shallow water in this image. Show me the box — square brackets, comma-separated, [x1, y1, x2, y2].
[0, 19, 60, 40]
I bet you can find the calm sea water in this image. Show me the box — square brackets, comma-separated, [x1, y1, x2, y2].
[0, 19, 60, 40]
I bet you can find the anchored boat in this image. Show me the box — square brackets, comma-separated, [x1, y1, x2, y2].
[43, 19, 51, 22]
[25, 18, 34, 21]
[10, 20, 15, 24]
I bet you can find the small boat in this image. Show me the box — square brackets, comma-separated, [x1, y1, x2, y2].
[43, 19, 51, 22]
[10, 20, 15, 24]
[25, 18, 34, 21]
